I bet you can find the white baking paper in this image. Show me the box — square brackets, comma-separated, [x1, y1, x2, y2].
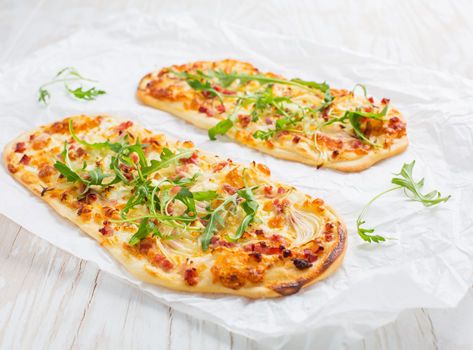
[1, 9, 473, 349]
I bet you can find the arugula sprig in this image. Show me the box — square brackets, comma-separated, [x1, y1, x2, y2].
[38, 67, 106, 104]
[200, 169, 259, 251]
[58, 120, 260, 249]
[357, 161, 451, 243]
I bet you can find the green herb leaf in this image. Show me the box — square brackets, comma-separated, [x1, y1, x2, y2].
[129, 218, 152, 245]
[357, 161, 451, 243]
[66, 86, 106, 101]
[290, 78, 330, 93]
[391, 161, 451, 207]
[143, 148, 193, 176]
[38, 67, 106, 105]
[193, 190, 219, 201]
[208, 119, 234, 140]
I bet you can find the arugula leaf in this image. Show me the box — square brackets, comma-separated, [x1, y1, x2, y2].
[88, 167, 112, 185]
[129, 218, 152, 245]
[208, 119, 234, 140]
[65, 86, 106, 101]
[193, 190, 219, 201]
[53, 161, 82, 182]
[290, 78, 330, 93]
[392, 161, 451, 206]
[38, 67, 106, 105]
[143, 148, 193, 176]
[357, 161, 451, 243]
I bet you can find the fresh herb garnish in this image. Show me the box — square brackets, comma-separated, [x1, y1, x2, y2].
[58, 121, 259, 249]
[357, 161, 451, 243]
[38, 67, 106, 104]
[200, 169, 259, 251]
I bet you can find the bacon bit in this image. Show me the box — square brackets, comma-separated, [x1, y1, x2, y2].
[249, 252, 262, 262]
[292, 135, 301, 143]
[170, 186, 182, 195]
[198, 217, 209, 227]
[381, 98, 390, 105]
[263, 185, 273, 197]
[104, 206, 117, 217]
[211, 84, 235, 95]
[38, 165, 56, 178]
[368, 97, 374, 104]
[277, 187, 286, 194]
[269, 234, 284, 243]
[152, 254, 174, 272]
[99, 220, 113, 236]
[19, 154, 31, 165]
[363, 107, 373, 113]
[210, 236, 235, 248]
[265, 116, 273, 125]
[79, 190, 98, 204]
[332, 150, 339, 158]
[139, 241, 153, 254]
[283, 249, 292, 258]
[215, 104, 226, 114]
[129, 153, 139, 164]
[60, 192, 69, 202]
[180, 152, 198, 165]
[77, 204, 92, 216]
[118, 163, 134, 181]
[243, 241, 282, 255]
[198, 106, 214, 117]
[213, 161, 227, 172]
[238, 114, 250, 128]
[223, 183, 237, 195]
[255, 229, 265, 236]
[304, 248, 318, 263]
[325, 222, 335, 241]
[201, 91, 214, 99]
[292, 258, 312, 270]
[29, 134, 36, 141]
[273, 199, 290, 214]
[184, 268, 198, 286]
[117, 121, 133, 135]
[40, 186, 54, 197]
[15, 142, 26, 153]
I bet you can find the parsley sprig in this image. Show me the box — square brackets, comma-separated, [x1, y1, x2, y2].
[358, 161, 451, 243]
[38, 67, 106, 104]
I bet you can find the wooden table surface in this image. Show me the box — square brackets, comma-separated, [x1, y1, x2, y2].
[1, 1, 473, 349]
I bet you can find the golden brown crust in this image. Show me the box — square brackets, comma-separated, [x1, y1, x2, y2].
[137, 59, 408, 172]
[4, 114, 347, 298]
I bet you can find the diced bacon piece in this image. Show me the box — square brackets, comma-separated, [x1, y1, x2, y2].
[180, 152, 198, 165]
[381, 98, 390, 105]
[198, 106, 214, 117]
[277, 187, 286, 194]
[292, 135, 301, 143]
[170, 186, 182, 195]
[19, 154, 31, 165]
[99, 220, 113, 236]
[223, 183, 237, 195]
[213, 161, 227, 172]
[117, 121, 133, 135]
[273, 199, 290, 214]
[215, 104, 226, 114]
[265, 116, 273, 125]
[238, 114, 250, 128]
[38, 165, 56, 178]
[184, 268, 198, 286]
[152, 254, 174, 272]
[15, 142, 26, 153]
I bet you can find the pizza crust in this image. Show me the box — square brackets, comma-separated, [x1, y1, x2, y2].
[4, 114, 347, 298]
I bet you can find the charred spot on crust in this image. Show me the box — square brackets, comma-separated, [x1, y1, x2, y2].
[271, 280, 305, 296]
[292, 258, 312, 270]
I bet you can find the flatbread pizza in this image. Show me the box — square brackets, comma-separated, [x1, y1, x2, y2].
[137, 59, 408, 172]
[4, 115, 346, 298]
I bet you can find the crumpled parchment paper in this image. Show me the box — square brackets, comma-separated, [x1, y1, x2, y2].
[1, 10, 472, 349]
